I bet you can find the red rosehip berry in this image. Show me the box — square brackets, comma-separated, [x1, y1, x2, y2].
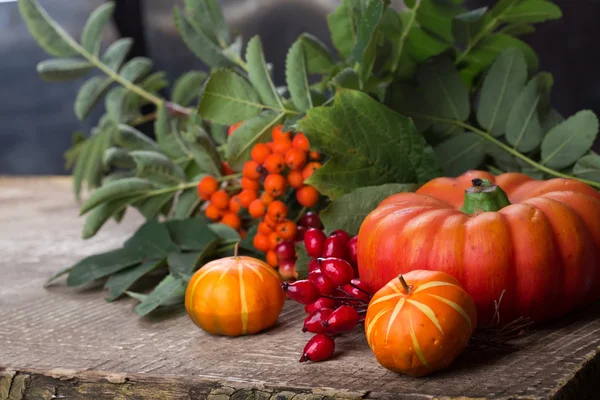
[320, 258, 354, 286]
[309, 270, 337, 295]
[302, 308, 334, 333]
[299, 212, 323, 229]
[323, 305, 360, 333]
[304, 228, 326, 258]
[347, 236, 358, 267]
[322, 236, 347, 259]
[275, 240, 296, 262]
[299, 334, 335, 362]
[330, 229, 351, 244]
[282, 280, 320, 305]
[304, 297, 337, 314]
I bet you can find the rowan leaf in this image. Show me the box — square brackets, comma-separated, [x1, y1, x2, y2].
[129, 150, 186, 183]
[208, 223, 241, 241]
[295, 244, 310, 280]
[135, 274, 187, 316]
[81, 2, 115, 55]
[82, 195, 141, 239]
[67, 248, 143, 287]
[435, 133, 485, 176]
[184, 0, 229, 45]
[124, 218, 178, 259]
[19, 0, 77, 57]
[75, 76, 112, 120]
[452, 7, 488, 47]
[352, 0, 383, 84]
[173, 188, 201, 219]
[105, 258, 164, 302]
[411, 0, 465, 43]
[286, 39, 313, 112]
[497, 0, 562, 24]
[36, 58, 93, 81]
[134, 193, 175, 220]
[116, 125, 160, 151]
[300, 33, 335, 74]
[166, 219, 218, 251]
[73, 121, 115, 198]
[119, 57, 152, 83]
[330, 68, 360, 90]
[102, 38, 133, 71]
[168, 252, 204, 281]
[246, 36, 283, 109]
[326, 0, 358, 59]
[80, 177, 157, 215]
[573, 153, 600, 183]
[172, 71, 208, 106]
[186, 127, 223, 176]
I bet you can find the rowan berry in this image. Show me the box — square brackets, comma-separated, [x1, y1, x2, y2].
[251, 143, 272, 164]
[260, 191, 274, 206]
[264, 174, 287, 197]
[267, 200, 288, 222]
[248, 199, 266, 218]
[264, 215, 279, 229]
[285, 148, 307, 170]
[238, 189, 258, 208]
[287, 170, 304, 189]
[309, 151, 321, 161]
[272, 125, 291, 142]
[197, 176, 218, 199]
[266, 250, 279, 267]
[272, 138, 293, 154]
[227, 122, 243, 137]
[221, 162, 236, 175]
[296, 185, 319, 207]
[302, 162, 321, 180]
[205, 204, 222, 221]
[276, 220, 297, 240]
[253, 234, 270, 252]
[221, 212, 241, 230]
[292, 133, 310, 151]
[229, 195, 242, 214]
[210, 190, 230, 209]
[263, 153, 285, 174]
[268, 231, 283, 250]
[241, 177, 261, 191]
[258, 221, 274, 235]
[242, 160, 262, 180]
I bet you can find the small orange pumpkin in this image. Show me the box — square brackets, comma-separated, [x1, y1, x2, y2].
[365, 270, 476, 377]
[185, 245, 285, 336]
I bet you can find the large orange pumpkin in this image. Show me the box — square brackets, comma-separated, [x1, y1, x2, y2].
[358, 170, 600, 325]
[185, 247, 285, 336]
[365, 270, 476, 377]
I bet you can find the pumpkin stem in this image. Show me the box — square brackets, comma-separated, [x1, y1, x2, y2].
[398, 274, 411, 295]
[460, 178, 511, 215]
[234, 242, 239, 259]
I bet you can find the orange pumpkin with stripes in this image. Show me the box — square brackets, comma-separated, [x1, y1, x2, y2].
[365, 270, 476, 377]
[185, 248, 285, 336]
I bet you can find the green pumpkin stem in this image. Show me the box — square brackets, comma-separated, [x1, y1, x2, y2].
[460, 178, 511, 215]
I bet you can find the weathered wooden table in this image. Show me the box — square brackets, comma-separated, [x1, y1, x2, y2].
[1, 177, 599, 400]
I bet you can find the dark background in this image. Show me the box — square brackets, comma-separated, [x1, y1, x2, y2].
[1, 0, 598, 175]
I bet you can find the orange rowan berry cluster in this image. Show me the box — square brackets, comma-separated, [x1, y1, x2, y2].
[197, 175, 245, 235]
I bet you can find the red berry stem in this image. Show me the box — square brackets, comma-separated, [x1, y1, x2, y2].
[321, 295, 369, 304]
[349, 282, 373, 298]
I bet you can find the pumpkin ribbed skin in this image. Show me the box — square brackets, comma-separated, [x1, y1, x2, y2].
[185, 255, 285, 336]
[358, 170, 600, 325]
[365, 270, 476, 377]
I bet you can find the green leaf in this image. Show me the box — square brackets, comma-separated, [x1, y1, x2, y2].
[330, 68, 360, 90]
[246, 36, 283, 109]
[140, 71, 168, 94]
[498, 0, 562, 24]
[413, 0, 465, 43]
[102, 38, 133, 71]
[452, 7, 488, 47]
[208, 223, 241, 241]
[168, 252, 203, 281]
[477, 48, 528, 137]
[134, 193, 175, 220]
[135, 275, 187, 316]
[320, 183, 417, 235]
[573, 153, 600, 183]
[173, 189, 201, 219]
[75, 76, 112, 120]
[119, 57, 152, 83]
[404, 25, 450, 64]
[210, 123, 228, 146]
[172, 71, 208, 106]
[80, 177, 157, 215]
[166, 219, 219, 251]
[36, 58, 93, 81]
[19, 0, 77, 57]
[352, 0, 384, 84]
[81, 2, 115, 55]
[125, 290, 184, 307]
[435, 133, 485, 176]
[499, 22, 536, 36]
[184, 0, 229, 45]
[541, 108, 564, 133]
[298, 89, 442, 198]
[505, 72, 553, 152]
[105, 258, 164, 302]
[129, 150, 187, 183]
[541, 110, 599, 170]
[105, 87, 127, 121]
[154, 105, 187, 159]
[295, 244, 310, 280]
[286, 39, 313, 112]
[64, 131, 87, 170]
[116, 125, 160, 151]
[173, 7, 234, 68]
[198, 69, 263, 125]
[103, 147, 134, 169]
[82, 195, 141, 239]
[124, 218, 179, 259]
[67, 248, 143, 287]
[73, 123, 115, 198]
[225, 111, 284, 171]
[327, 0, 358, 59]
[186, 128, 223, 177]
[300, 33, 335, 74]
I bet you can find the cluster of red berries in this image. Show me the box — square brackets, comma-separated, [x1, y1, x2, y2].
[282, 227, 374, 362]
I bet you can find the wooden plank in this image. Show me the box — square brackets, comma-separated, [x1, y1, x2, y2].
[0, 177, 599, 400]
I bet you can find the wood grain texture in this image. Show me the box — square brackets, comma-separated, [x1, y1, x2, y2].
[0, 177, 599, 399]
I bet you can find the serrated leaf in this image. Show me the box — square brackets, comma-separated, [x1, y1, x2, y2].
[541, 110, 599, 170]
[184, 0, 229, 45]
[104, 258, 164, 302]
[167, 252, 203, 281]
[19, 0, 77, 57]
[321, 183, 418, 235]
[173, 188, 201, 219]
[186, 128, 223, 177]
[129, 150, 187, 183]
[353, 0, 383, 85]
[380, 6, 413, 73]
[125, 290, 184, 307]
[208, 223, 241, 241]
[286, 40, 313, 112]
[498, 0, 562, 24]
[36, 58, 93, 81]
[119, 57, 152, 83]
[505, 73, 553, 152]
[295, 244, 310, 280]
[385, 83, 432, 132]
[298, 89, 442, 198]
[75, 76, 112, 120]
[435, 133, 485, 176]
[174, 7, 234, 68]
[404, 24, 450, 64]
[103, 147, 134, 169]
[225, 111, 284, 171]
[164, 219, 216, 252]
[140, 71, 168, 94]
[102, 38, 133, 71]
[477, 48, 528, 137]
[134, 193, 175, 220]
[135, 274, 187, 316]
[153, 105, 186, 160]
[413, 0, 465, 43]
[452, 7, 488, 47]
[73, 124, 115, 198]
[326, 0, 358, 59]
[573, 153, 600, 183]
[198, 69, 263, 125]
[67, 248, 143, 287]
[210, 123, 228, 146]
[81, 2, 115, 55]
[246, 36, 283, 109]
[116, 124, 160, 151]
[80, 177, 157, 215]
[330, 68, 360, 90]
[172, 71, 208, 106]
[124, 218, 178, 258]
[299, 33, 335, 74]
[82, 195, 141, 239]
